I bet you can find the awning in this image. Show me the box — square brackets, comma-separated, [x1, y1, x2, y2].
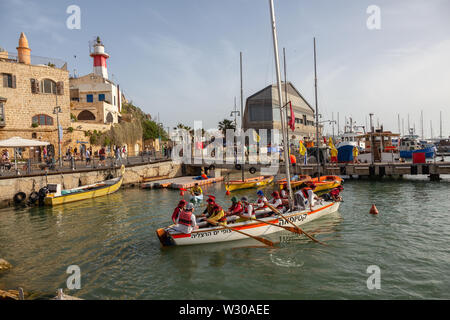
[0, 136, 50, 147]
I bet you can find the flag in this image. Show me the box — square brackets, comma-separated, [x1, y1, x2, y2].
[304, 148, 308, 164]
[299, 141, 306, 156]
[289, 101, 295, 131]
[253, 130, 260, 143]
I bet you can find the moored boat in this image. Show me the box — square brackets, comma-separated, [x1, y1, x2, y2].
[225, 175, 274, 192]
[277, 175, 311, 189]
[156, 200, 340, 246]
[309, 175, 343, 194]
[44, 165, 125, 206]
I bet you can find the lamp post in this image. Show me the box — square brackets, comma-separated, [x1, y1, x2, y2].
[53, 106, 62, 167]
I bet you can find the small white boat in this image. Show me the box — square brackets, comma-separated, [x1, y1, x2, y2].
[156, 201, 339, 246]
[189, 194, 204, 203]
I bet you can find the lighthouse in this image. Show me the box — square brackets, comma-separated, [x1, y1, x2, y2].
[90, 36, 109, 79]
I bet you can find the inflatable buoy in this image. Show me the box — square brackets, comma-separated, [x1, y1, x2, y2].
[370, 204, 379, 215]
[225, 190, 230, 195]
[13, 192, 27, 204]
[249, 167, 257, 174]
[201, 174, 207, 180]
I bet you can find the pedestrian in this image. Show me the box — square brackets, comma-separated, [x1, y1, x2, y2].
[99, 146, 106, 167]
[85, 148, 91, 166]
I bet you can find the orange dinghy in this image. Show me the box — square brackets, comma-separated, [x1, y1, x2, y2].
[309, 175, 343, 193]
[277, 175, 312, 190]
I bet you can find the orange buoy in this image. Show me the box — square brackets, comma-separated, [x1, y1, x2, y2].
[180, 188, 187, 196]
[370, 204, 379, 215]
[225, 190, 230, 195]
[201, 174, 207, 180]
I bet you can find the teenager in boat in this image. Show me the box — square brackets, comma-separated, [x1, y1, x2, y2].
[206, 204, 227, 227]
[268, 191, 285, 212]
[322, 185, 343, 202]
[240, 196, 255, 219]
[190, 183, 203, 196]
[199, 196, 216, 219]
[171, 199, 187, 223]
[254, 190, 268, 209]
[226, 196, 243, 216]
[294, 185, 321, 211]
[174, 202, 199, 234]
[280, 189, 289, 206]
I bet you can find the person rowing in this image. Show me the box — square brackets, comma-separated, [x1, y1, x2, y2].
[280, 189, 289, 206]
[174, 203, 198, 234]
[171, 199, 187, 224]
[206, 204, 227, 227]
[226, 196, 243, 216]
[240, 196, 255, 219]
[268, 191, 284, 212]
[254, 190, 268, 210]
[198, 195, 216, 223]
[294, 184, 320, 211]
[190, 183, 203, 196]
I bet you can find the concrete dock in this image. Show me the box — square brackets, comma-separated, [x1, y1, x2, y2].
[141, 175, 224, 189]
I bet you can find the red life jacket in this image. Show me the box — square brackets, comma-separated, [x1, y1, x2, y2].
[257, 197, 267, 208]
[178, 210, 193, 226]
[302, 187, 312, 199]
[172, 206, 182, 222]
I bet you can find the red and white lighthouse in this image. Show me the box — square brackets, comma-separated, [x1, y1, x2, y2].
[90, 36, 109, 79]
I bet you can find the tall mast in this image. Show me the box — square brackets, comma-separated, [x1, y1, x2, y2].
[440, 110, 443, 139]
[240, 52, 245, 181]
[430, 120, 433, 139]
[283, 47, 291, 164]
[337, 112, 340, 135]
[420, 110, 424, 140]
[268, 0, 293, 208]
[397, 114, 400, 135]
[313, 37, 320, 179]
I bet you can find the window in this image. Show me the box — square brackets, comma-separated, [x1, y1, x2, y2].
[0, 102, 4, 123]
[113, 96, 116, 106]
[106, 112, 114, 123]
[99, 94, 105, 101]
[40, 79, 57, 94]
[2, 73, 16, 88]
[86, 94, 93, 103]
[32, 114, 53, 126]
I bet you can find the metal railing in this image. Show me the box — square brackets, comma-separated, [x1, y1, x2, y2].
[0, 152, 170, 178]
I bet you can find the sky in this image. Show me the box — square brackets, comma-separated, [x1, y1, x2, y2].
[1, 0, 449, 138]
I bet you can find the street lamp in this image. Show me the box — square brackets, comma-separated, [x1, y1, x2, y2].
[53, 106, 62, 167]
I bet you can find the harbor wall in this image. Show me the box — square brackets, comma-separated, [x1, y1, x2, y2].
[0, 161, 182, 208]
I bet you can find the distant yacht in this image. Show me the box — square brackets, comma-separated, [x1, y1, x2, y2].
[399, 129, 436, 159]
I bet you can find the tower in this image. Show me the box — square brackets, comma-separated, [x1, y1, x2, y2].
[17, 32, 31, 65]
[90, 36, 109, 79]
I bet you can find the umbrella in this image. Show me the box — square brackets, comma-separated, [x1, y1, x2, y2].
[0, 136, 50, 171]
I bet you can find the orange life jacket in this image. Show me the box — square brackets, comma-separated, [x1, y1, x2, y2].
[302, 187, 312, 199]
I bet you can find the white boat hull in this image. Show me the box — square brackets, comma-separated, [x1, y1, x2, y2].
[158, 201, 340, 246]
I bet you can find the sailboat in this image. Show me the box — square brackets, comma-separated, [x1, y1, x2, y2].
[155, 0, 340, 247]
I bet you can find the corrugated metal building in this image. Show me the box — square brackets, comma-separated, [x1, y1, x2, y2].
[243, 82, 320, 144]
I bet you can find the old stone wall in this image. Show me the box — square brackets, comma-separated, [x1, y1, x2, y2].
[0, 161, 182, 208]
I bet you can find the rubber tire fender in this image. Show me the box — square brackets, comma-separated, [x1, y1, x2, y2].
[13, 192, 27, 204]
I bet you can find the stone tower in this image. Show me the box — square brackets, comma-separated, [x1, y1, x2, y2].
[17, 32, 31, 65]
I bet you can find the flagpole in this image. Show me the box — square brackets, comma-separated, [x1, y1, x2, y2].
[283, 47, 292, 174]
[314, 37, 320, 179]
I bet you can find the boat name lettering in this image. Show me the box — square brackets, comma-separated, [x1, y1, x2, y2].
[280, 214, 307, 226]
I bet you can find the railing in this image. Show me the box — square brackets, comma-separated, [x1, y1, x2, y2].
[0, 152, 170, 178]
[0, 53, 67, 69]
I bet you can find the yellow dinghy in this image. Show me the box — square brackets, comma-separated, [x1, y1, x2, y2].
[277, 175, 312, 190]
[225, 175, 274, 192]
[44, 165, 125, 206]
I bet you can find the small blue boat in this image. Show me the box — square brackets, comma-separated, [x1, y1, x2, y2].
[399, 147, 435, 159]
[399, 132, 436, 159]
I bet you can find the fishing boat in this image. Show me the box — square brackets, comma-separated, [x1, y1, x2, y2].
[399, 129, 436, 159]
[44, 165, 125, 206]
[335, 117, 365, 163]
[277, 175, 311, 189]
[156, 201, 339, 246]
[225, 176, 274, 192]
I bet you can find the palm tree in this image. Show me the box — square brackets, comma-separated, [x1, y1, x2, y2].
[218, 119, 236, 135]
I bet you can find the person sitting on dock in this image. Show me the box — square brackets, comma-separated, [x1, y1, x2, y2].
[206, 204, 227, 227]
[254, 190, 268, 209]
[226, 196, 243, 216]
[175, 203, 198, 234]
[191, 183, 203, 196]
[172, 199, 187, 223]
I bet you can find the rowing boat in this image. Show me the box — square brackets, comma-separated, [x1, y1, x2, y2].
[277, 175, 311, 189]
[156, 200, 339, 246]
[44, 165, 125, 206]
[189, 194, 204, 203]
[225, 175, 274, 192]
[309, 175, 343, 193]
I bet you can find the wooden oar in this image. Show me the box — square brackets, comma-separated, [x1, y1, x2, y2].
[265, 202, 327, 245]
[206, 219, 274, 247]
[238, 215, 304, 235]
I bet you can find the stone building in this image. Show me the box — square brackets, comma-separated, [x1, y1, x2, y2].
[69, 37, 122, 125]
[0, 32, 71, 160]
[243, 82, 321, 145]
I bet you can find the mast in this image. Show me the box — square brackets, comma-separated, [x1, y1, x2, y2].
[283, 47, 291, 167]
[240, 52, 245, 181]
[337, 112, 340, 135]
[440, 110, 443, 139]
[268, 0, 294, 208]
[397, 114, 400, 135]
[313, 37, 320, 179]
[420, 110, 424, 140]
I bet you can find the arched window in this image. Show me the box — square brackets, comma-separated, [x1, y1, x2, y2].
[32, 114, 53, 125]
[77, 110, 96, 121]
[40, 79, 57, 94]
[106, 112, 113, 123]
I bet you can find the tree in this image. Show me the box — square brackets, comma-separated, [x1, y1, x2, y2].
[218, 119, 235, 135]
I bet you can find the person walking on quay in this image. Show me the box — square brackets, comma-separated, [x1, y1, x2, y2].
[115, 146, 122, 165]
[42, 146, 47, 161]
[99, 146, 106, 167]
[85, 148, 91, 166]
[353, 146, 359, 164]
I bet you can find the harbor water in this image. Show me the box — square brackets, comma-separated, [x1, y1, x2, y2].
[1, 176, 449, 299]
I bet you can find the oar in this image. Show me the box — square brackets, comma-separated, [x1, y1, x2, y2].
[265, 202, 327, 245]
[238, 215, 304, 235]
[206, 219, 274, 247]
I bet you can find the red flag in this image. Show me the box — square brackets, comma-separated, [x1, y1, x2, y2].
[289, 101, 295, 131]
